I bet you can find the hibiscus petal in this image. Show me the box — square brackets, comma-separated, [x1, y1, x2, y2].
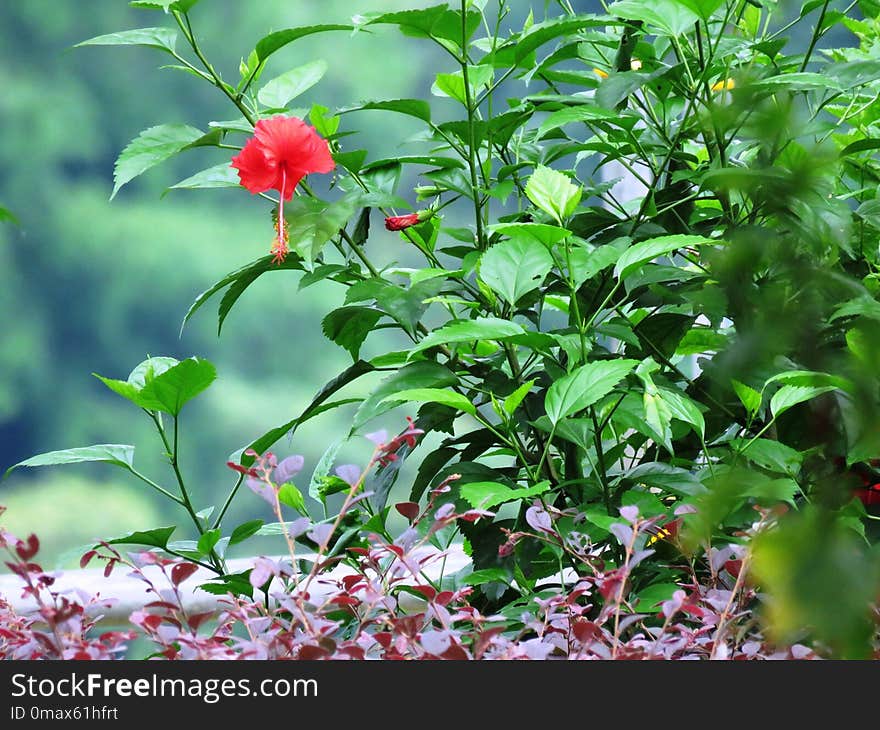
[231, 139, 280, 194]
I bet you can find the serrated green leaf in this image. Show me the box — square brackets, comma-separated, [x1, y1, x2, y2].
[545, 359, 638, 423]
[408, 317, 525, 358]
[352, 361, 457, 432]
[770, 384, 839, 418]
[608, 0, 700, 36]
[197, 529, 222, 555]
[614, 234, 712, 280]
[732, 379, 762, 416]
[257, 60, 327, 108]
[321, 306, 382, 360]
[5, 445, 135, 479]
[338, 98, 432, 123]
[460, 480, 551, 509]
[525, 165, 582, 224]
[255, 24, 353, 62]
[504, 379, 536, 415]
[137, 357, 216, 416]
[104, 526, 176, 550]
[479, 237, 554, 305]
[278, 483, 307, 513]
[76, 27, 177, 53]
[168, 162, 240, 193]
[382, 388, 476, 416]
[112, 124, 204, 199]
[537, 105, 617, 139]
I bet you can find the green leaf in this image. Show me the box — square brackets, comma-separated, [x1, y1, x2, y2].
[382, 388, 476, 417]
[197, 529, 222, 555]
[257, 60, 327, 108]
[460, 480, 551, 510]
[364, 5, 480, 50]
[732, 438, 803, 476]
[479, 238, 554, 306]
[130, 0, 200, 11]
[168, 162, 240, 192]
[770, 384, 839, 419]
[463, 568, 511, 586]
[93, 375, 142, 407]
[136, 357, 216, 416]
[322, 306, 382, 360]
[636, 582, 680, 609]
[537, 106, 617, 139]
[408, 317, 525, 358]
[5, 445, 135, 479]
[568, 238, 629, 288]
[608, 0, 700, 36]
[545, 359, 638, 424]
[488, 222, 571, 247]
[660, 389, 705, 438]
[752, 72, 843, 92]
[352, 361, 456, 431]
[76, 27, 178, 54]
[246, 360, 374, 465]
[830, 296, 880, 322]
[492, 15, 607, 66]
[674, 0, 724, 19]
[229, 519, 264, 545]
[732, 379, 762, 416]
[0, 205, 19, 225]
[337, 98, 432, 124]
[111, 124, 204, 199]
[285, 196, 358, 263]
[525, 165, 581, 224]
[217, 257, 304, 335]
[504, 380, 536, 415]
[308, 438, 345, 503]
[255, 25, 353, 62]
[614, 234, 711, 280]
[278, 483, 307, 513]
[105, 526, 176, 550]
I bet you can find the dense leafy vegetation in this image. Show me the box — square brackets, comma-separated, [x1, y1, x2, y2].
[6, 0, 880, 658]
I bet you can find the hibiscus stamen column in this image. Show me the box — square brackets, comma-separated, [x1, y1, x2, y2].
[272, 168, 290, 264]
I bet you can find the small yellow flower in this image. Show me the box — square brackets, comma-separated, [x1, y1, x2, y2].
[646, 526, 671, 546]
[630, 59, 642, 71]
[593, 67, 609, 79]
[711, 78, 735, 93]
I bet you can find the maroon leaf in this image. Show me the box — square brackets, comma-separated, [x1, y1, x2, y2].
[171, 562, 199, 586]
[395, 501, 421, 521]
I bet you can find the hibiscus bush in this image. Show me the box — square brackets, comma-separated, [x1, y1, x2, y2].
[6, 0, 880, 659]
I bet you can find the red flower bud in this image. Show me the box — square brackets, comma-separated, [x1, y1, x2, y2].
[384, 213, 421, 231]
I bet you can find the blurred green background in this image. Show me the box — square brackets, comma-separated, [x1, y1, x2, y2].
[0, 0, 462, 563]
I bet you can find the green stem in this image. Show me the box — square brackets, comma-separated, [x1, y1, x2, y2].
[460, 0, 486, 251]
[128, 468, 183, 505]
[174, 11, 257, 127]
[799, 0, 830, 73]
[212, 474, 244, 531]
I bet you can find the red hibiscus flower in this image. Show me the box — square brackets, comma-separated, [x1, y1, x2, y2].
[231, 116, 334, 262]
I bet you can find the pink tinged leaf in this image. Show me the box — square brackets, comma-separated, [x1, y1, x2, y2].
[520, 638, 555, 660]
[420, 630, 452, 656]
[460, 509, 494, 522]
[335, 464, 362, 487]
[662, 589, 686, 619]
[287, 517, 311, 539]
[249, 557, 277, 588]
[308, 523, 334, 550]
[609, 522, 633, 546]
[365, 429, 388, 446]
[246, 476, 276, 506]
[171, 562, 199, 586]
[619, 504, 639, 523]
[434, 503, 455, 521]
[272, 455, 305, 485]
[674, 503, 698, 516]
[628, 548, 655, 570]
[525, 505, 553, 533]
